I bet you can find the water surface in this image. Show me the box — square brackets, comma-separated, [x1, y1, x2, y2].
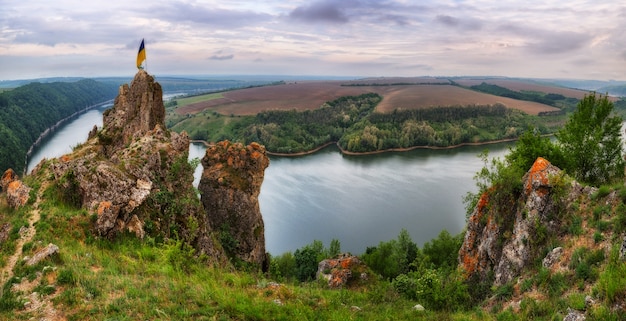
[30, 107, 513, 255]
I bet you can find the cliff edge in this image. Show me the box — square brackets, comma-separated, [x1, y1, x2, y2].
[35, 70, 228, 261]
[199, 140, 270, 269]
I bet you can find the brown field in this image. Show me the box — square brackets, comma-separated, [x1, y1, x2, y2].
[375, 85, 560, 114]
[175, 78, 568, 116]
[454, 78, 594, 99]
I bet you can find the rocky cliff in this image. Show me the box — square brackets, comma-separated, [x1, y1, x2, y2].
[458, 157, 595, 288]
[32, 70, 230, 261]
[198, 140, 269, 269]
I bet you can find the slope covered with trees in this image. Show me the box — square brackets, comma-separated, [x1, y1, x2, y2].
[0, 80, 117, 174]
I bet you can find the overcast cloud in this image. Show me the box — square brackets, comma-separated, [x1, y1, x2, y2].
[0, 0, 625, 80]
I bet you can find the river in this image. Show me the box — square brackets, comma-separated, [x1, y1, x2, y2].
[27, 106, 512, 255]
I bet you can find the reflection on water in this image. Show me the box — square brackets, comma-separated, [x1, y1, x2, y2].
[28, 105, 514, 255]
[192, 143, 512, 254]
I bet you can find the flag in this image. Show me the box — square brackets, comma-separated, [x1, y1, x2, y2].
[136, 39, 146, 69]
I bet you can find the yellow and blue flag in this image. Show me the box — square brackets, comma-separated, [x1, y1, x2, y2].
[136, 39, 146, 69]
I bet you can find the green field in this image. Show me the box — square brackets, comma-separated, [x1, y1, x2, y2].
[174, 92, 224, 107]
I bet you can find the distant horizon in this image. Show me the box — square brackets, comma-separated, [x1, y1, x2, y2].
[3, 73, 626, 82]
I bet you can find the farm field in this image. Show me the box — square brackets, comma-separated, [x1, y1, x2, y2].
[454, 78, 595, 99]
[174, 77, 577, 116]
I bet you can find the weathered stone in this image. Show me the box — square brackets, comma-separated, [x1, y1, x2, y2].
[96, 201, 117, 236]
[585, 295, 595, 308]
[26, 243, 59, 266]
[1, 168, 18, 192]
[619, 235, 626, 261]
[563, 308, 585, 321]
[542, 247, 563, 268]
[412, 304, 425, 311]
[101, 70, 165, 154]
[0, 223, 11, 243]
[126, 214, 145, 239]
[6, 180, 31, 208]
[459, 157, 567, 286]
[199, 140, 269, 269]
[316, 254, 363, 288]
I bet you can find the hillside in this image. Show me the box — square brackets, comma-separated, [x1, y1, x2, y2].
[0, 80, 118, 174]
[167, 76, 610, 156]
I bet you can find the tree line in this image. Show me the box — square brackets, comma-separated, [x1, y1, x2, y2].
[0, 80, 118, 174]
[220, 93, 551, 154]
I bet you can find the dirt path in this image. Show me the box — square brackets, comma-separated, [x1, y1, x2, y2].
[0, 194, 41, 285]
[1, 182, 64, 320]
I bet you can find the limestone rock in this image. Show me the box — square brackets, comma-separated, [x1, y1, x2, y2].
[1, 168, 18, 192]
[26, 243, 59, 266]
[563, 308, 585, 321]
[412, 304, 425, 311]
[459, 157, 568, 286]
[620, 235, 626, 261]
[316, 254, 364, 288]
[542, 247, 563, 268]
[100, 70, 165, 154]
[0, 223, 10, 243]
[199, 140, 269, 269]
[45, 70, 222, 264]
[6, 179, 31, 208]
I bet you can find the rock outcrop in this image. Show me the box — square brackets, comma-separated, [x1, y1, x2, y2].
[199, 140, 269, 269]
[2, 169, 31, 208]
[459, 157, 589, 287]
[39, 70, 223, 262]
[316, 254, 367, 288]
[1, 168, 18, 192]
[99, 71, 165, 155]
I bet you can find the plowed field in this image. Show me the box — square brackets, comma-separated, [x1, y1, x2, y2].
[175, 78, 578, 116]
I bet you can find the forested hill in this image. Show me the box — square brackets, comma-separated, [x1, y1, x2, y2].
[0, 79, 118, 174]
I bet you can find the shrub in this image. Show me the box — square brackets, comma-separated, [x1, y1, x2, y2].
[494, 283, 514, 301]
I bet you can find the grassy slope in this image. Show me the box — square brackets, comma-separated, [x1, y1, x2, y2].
[0, 162, 474, 320]
[2, 148, 626, 320]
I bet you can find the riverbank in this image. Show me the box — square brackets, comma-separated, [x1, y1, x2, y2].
[23, 100, 114, 175]
[190, 138, 525, 157]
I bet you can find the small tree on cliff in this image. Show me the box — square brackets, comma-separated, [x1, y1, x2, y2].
[557, 93, 624, 186]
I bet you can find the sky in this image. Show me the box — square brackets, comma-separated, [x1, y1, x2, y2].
[1, 0, 625, 81]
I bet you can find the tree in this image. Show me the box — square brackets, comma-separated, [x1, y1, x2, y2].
[556, 93, 624, 185]
[505, 127, 565, 171]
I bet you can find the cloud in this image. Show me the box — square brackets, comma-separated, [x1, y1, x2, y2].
[153, 2, 272, 29]
[289, 0, 349, 24]
[498, 23, 589, 55]
[209, 54, 234, 60]
[434, 15, 482, 31]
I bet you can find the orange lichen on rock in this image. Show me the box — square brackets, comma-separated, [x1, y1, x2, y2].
[6, 180, 31, 208]
[97, 201, 112, 216]
[525, 157, 552, 196]
[1, 168, 18, 191]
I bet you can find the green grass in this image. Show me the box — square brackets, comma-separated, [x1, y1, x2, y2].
[2, 185, 484, 320]
[174, 92, 224, 108]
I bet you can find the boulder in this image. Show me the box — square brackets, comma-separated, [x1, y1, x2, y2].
[412, 304, 425, 311]
[6, 180, 31, 208]
[25, 243, 59, 266]
[563, 308, 585, 321]
[1, 168, 18, 192]
[316, 254, 363, 288]
[542, 247, 563, 268]
[199, 140, 269, 269]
